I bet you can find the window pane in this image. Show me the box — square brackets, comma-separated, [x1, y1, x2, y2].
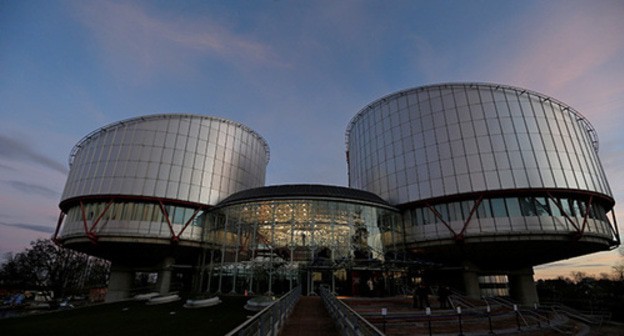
[424, 207, 435, 224]
[435, 204, 449, 222]
[415, 208, 424, 226]
[534, 197, 550, 216]
[548, 198, 562, 217]
[561, 198, 573, 216]
[505, 198, 521, 217]
[519, 197, 537, 216]
[461, 201, 473, 220]
[477, 199, 492, 218]
[491, 198, 507, 217]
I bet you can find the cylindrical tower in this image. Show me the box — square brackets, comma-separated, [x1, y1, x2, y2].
[346, 83, 619, 303]
[54, 114, 269, 300]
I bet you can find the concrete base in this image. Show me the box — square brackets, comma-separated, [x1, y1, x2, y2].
[106, 265, 134, 302]
[462, 262, 481, 299]
[156, 257, 175, 295]
[509, 267, 539, 305]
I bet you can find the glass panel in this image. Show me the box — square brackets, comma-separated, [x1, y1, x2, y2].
[122, 203, 133, 220]
[423, 207, 435, 225]
[477, 199, 492, 218]
[414, 208, 424, 226]
[534, 197, 550, 216]
[505, 198, 521, 217]
[519, 197, 537, 216]
[435, 204, 449, 223]
[572, 199, 584, 217]
[491, 198, 507, 217]
[561, 198, 573, 216]
[548, 198, 562, 217]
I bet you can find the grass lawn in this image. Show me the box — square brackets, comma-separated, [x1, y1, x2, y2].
[0, 295, 251, 336]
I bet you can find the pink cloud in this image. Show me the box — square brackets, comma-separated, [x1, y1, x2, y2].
[535, 249, 622, 280]
[68, 1, 286, 84]
[487, 3, 624, 91]
[465, 2, 624, 128]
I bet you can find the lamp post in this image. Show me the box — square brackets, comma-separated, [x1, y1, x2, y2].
[457, 306, 464, 336]
[486, 305, 494, 335]
[426, 307, 432, 336]
[514, 304, 521, 332]
[381, 307, 387, 333]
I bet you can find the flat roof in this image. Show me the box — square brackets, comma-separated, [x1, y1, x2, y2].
[217, 184, 395, 209]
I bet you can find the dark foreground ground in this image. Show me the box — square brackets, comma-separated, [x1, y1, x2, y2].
[0, 295, 249, 336]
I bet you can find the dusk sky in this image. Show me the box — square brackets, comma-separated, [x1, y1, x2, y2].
[1, 0, 623, 279]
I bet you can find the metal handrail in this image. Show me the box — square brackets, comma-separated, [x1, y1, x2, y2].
[319, 286, 385, 336]
[225, 286, 301, 336]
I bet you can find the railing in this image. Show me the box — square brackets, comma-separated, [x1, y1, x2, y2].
[549, 303, 611, 326]
[225, 286, 301, 336]
[319, 286, 385, 336]
[343, 292, 574, 335]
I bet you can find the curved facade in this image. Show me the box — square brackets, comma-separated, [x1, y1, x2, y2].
[203, 185, 401, 295]
[346, 83, 611, 204]
[62, 114, 269, 206]
[53, 84, 619, 303]
[346, 83, 619, 302]
[57, 114, 270, 263]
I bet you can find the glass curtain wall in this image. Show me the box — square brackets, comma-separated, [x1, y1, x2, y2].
[202, 199, 400, 295]
[404, 194, 616, 241]
[61, 201, 205, 241]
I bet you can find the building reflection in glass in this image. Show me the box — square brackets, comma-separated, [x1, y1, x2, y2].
[202, 196, 402, 296]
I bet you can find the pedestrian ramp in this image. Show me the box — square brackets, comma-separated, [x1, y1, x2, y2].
[279, 296, 340, 336]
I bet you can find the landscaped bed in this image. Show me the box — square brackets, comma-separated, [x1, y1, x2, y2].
[0, 295, 250, 336]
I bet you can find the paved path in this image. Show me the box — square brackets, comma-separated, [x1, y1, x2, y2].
[279, 296, 340, 336]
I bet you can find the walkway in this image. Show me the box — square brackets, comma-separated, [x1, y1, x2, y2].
[279, 296, 340, 336]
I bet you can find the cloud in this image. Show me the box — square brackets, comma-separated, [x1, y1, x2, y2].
[482, 2, 624, 92]
[457, 2, 624, 130]
[0, 134, 68, 174]
[68, 1, 286, 83]
[3, 180, 60, 199]
[0, 221, 55, 234]
[0, 163, 16, 171]
[535, 262, 576, 269]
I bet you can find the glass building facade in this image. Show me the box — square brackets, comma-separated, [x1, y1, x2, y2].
[346, 84, 618, 264]
[58, 114, 270, 249]
[61, 201, 207, 243]
[346, 83, 619, 303]
[201, 185, 401, 295]
[55, 84, 619, 302]
[346, 83, 611, 204]
[62, 114, 269, 206]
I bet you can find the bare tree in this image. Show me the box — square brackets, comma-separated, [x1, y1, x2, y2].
[613, 262, 624, 281]
[0, 239, 110, 299]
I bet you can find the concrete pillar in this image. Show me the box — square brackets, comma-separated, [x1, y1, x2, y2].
[508, 267, 539, 306]
[106, 264, 133, 302]
[156, 257, 175, 295]
[462, 262, 481, 299]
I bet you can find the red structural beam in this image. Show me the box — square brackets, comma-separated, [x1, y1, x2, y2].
[57, 197, 208, 246]
[89, 199, 114, 232]
[546, 192, 581, 233]
[426, 203, 458, 238]
[456, 196, 483, 240]
[52, 211, 65, 244]
[579, 195, 593, 236]
[158, 200, 176, 239]
[79, 200, 89, 235]
[610, 210, 621, 246]
[173, 207, 202, 241]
